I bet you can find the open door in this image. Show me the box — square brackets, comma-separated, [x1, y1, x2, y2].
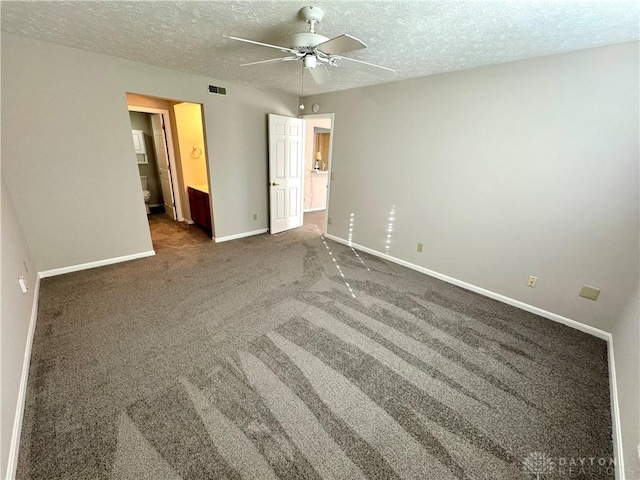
[268, 114, 305, 234]
[150, 113, 177, 220]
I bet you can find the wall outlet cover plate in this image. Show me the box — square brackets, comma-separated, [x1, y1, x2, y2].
[579, 285, 600, 301]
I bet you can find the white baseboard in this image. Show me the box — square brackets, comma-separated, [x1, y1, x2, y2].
[6, 275, 41, 478]
[608, 338, 626, 480]
[38, 251, 155, 278]
[325, 233, 623, 474]
[215, 228, 268, 243]
[304, 207, 326, 212]
[8, 233, 625, 479]
[325, 234, 609, 340]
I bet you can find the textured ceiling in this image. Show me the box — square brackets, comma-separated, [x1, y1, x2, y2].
[2, 1, 638, 96]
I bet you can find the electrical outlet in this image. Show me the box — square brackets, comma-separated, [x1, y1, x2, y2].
[252, 213, 257, 221]
[527, 275, 538, 288]
[18, 276, 28, 294]
[327, 217, 332, 225]
[417, 242, 424, 253]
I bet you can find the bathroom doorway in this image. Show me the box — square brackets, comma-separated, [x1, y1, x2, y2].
[129, 109, 177, 217]
[127, 93, 214, 244]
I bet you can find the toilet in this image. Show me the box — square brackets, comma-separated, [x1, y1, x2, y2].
[140, 176, 151, 214]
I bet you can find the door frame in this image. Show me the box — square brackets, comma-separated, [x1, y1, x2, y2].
[300, 113, 334, 235]
[127, 106, 184, 221]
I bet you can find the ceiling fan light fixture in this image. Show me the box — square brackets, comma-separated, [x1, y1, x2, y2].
[303, 55, 317, 69]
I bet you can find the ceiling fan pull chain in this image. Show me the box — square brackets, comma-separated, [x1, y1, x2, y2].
[299, 61, 305, 111]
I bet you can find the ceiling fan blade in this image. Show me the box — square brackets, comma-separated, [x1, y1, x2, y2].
[240, 56, 300, 67]
[316, 34, 367, 55]
[223, 35, 301, 55]
[309, 64, 330, 84]
[331, 55, 395, 77]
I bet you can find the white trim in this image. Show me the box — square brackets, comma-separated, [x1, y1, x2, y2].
[608, 337, 625, 480]
[7, 275, 41, 479]
[304, 207, 326, 213]
[38, 251, 155, 278]
[324, 234, 610, 340]
[325, 233, 624, 474]
[215, 229, 268, 243]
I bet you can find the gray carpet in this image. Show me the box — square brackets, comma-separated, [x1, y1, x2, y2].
[16, 211, 613, 479]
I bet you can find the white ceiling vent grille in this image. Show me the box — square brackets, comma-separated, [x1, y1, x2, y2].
[208, 85, 227, 95]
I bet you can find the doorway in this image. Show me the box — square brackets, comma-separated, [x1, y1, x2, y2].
[129, 110, 179, 219]
[301, 114, 334, 234]
[127, 93, 214, 246]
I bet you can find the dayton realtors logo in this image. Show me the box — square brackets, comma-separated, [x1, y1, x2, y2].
[522, 452, 555, 479]
[522, 452, 615, 478]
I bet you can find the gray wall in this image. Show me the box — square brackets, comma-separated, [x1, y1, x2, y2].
[129, 112, 164, 206]
[1, 179, 38, 478]
[612, 285, 640, 479]
[305, 41, 639, 333]
[2, 33, 298, 271]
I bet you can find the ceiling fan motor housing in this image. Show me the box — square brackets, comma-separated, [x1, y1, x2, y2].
[290, 32, 329, 50]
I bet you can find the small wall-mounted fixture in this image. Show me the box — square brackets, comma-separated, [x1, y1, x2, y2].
[579, 285, 601, 301]
[191, 146, 203, 159]
[18, 275, 28, 294]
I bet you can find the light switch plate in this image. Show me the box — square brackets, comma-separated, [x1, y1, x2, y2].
[579, 285, 601, 301]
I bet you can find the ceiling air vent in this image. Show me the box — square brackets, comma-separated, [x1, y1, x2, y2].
[208, 85, 227, 95]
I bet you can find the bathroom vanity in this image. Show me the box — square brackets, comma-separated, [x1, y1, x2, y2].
[187, 185, 212, 236]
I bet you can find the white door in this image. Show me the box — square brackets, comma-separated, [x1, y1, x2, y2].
[151, 114, 176, 220]
[268, 114, 305, 234]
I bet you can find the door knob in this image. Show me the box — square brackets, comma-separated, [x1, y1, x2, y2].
[272, 182, 280, 186]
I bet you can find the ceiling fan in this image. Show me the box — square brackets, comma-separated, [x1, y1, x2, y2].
[224, 5, 395, 85]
